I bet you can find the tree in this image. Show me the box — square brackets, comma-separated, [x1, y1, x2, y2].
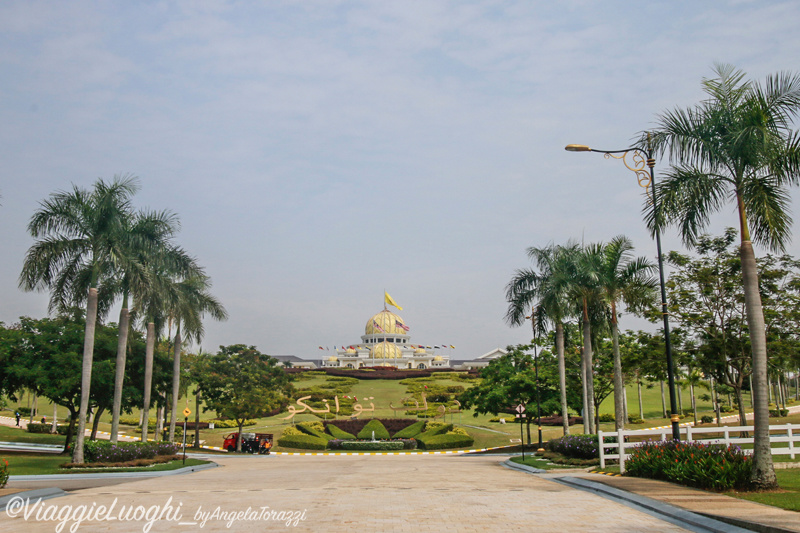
[459, 345, 567, 444]
[19, 176, 139, 463]
[506, 242, 580, 435]
[595, 236, 657, 432]
[165, 274, 227, 442]
[650, 64, 800, 488]
[195, 345, 289, 452]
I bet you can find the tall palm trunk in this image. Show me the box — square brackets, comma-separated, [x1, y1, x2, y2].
[610, 309, 625, 432]
[73, 287, 98, 464]
[555, 323, 569, 435]
[110, 297, 130, 443]
[637, 379, 643, 419]
[169, 322, 182, 442]
[741, 239, 777, 489]
[582, 300, 595, 434]
[660, 381, 667, 418]
[141, 322, 156, 442]
[690, 382, 697, 425]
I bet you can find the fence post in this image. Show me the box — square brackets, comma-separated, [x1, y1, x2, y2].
[789, 425, 795, 460]
[599, 430, 605, 469]
[686, 425, 692, 442]
[724, 428, 730, 446]
[618, 428, 626, 474]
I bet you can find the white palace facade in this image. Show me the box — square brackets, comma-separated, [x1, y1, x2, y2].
[322, 309, 450, 369]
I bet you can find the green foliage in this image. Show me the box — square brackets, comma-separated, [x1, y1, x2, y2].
[277, 434, 328, 450]
[0, 458, 8, 488]
[701, 415, 714, 423]
[598, 413, 615, 423]
[26, 423, 68, 435]
[196, 345, 290, 428]
[417, 433, 474, 450]
[326, 424, 356, 440]
[626, 440, 752, 491]
[391, 420, 425, 438]
[627, 417, 645, 425]
[357, 419, 390, 440]
[422, 421, 452, 434]
[337, 441, 405, 451]
[297, 422, 334, 442]
[79, 441, 179, 463]
[281, 426, 304, 436]
[544, 434, 599, 459]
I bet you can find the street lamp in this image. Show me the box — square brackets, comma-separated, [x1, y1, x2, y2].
[565, 136, 681, 441]
[525, 314, 544, 451]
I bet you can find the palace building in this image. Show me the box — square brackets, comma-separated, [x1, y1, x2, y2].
[322, 309, 450, 369]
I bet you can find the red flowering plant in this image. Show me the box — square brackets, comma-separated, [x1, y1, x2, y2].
[625, 440, 752, 491]
[0, 458, 9, 488]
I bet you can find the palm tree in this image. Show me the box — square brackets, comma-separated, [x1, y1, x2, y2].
[166, 274, 227, 442]
[107, 208, 186, 443]
[506, 242, 579, 436]
[650, 63, 800, 489]
[20, 176, 139, 463]
[596, 236, 657, 432]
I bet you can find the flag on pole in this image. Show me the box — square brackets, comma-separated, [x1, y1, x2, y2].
[384, 291, 403, 310]
[373, 320, 385, 333]
[395, 320, 410, 331]
[318, 346, 324, 350]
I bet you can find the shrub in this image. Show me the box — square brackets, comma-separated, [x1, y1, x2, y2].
[76, 441, 179, 463]
[0, 458, 8, 488]
[297, 422, 334, 442]
[417, 433, 474, 450]
[392, 420, 426, 439]
[281, 427, 304, 437]
[626, 440, 752, 491]
[627, 416, 645, 424]
[770, 409, 789, 417]
[326, 424, 356, 440]
[26, 423, 69, 435]
[544, 434, 599, 460]
[417, 423, 453, 440]
[325, 418, 417, 437]
[329, 440, 406, 451]
[448, 427, 469, 437]
[277, 434, 328, 450]
[357, 420, 390, 440]
[598, 413, 615, 423]
[701, 415, 714, 424]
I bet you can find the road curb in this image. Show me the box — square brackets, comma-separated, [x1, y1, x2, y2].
[0, 488, 66, 508]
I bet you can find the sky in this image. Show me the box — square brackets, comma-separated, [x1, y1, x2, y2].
[2, 1, 800, 361]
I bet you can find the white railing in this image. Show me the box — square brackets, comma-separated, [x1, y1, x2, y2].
[598, 423, 800, 473]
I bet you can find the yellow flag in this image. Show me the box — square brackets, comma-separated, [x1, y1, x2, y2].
[384, 291, 403, 310]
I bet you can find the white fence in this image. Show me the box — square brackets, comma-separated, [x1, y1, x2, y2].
[598, 423, 800, 473]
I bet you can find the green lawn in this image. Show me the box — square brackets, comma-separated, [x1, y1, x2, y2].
[0, 425, 67, 446]
[729, 468, 800, 511]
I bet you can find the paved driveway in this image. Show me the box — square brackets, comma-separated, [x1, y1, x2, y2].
[1, 454, 689, 532]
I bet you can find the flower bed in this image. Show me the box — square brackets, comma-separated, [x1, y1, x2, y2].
[77, 441, 180, 463]
[626, 440, 752, 491]
[544, 434, 599, 459]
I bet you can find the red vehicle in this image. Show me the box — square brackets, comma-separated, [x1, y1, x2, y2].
[223, 432, 273, 454]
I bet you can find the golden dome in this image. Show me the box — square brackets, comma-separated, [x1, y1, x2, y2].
[327, 356, 338, 362]
[415, 347, 426, 354]
[346, 348, 356, 354]
[370, 341, 403, 359]
[433, 355, 443, 361]
[365, 309, 409, 335]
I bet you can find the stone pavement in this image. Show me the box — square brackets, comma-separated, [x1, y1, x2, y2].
[1, 454, 697, 533]
[556, 472, 800, 533]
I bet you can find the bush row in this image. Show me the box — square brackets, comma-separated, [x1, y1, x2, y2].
[544, 434, 599, 459]
[276, 434, 328, 450]
[329, 440, 408, 451]
[71, 441, 180, 463]
[325, 418, 418, 437]
[26, 423, 69, 435]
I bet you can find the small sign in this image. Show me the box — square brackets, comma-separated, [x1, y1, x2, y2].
[183, 408, 191, 417]
[515, 404, 525, 414]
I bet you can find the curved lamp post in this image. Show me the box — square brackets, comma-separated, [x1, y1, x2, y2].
[565, 138, 681, 441]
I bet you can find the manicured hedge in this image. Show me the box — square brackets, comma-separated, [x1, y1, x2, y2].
[327, 424, 356, 439]
[297, 422, 335, 442]
[416, 433, 474, 450]
[26, 423, 69, 435]
[277, 434, 328, 450]
[357, 419, 390, 440]
[339, 441, 405, 451]
[415, 423, 453, 441]
[71, 441, 180, 463]
[392, 420, 426, 439]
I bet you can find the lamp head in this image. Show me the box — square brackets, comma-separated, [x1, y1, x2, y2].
[565, 144, 591, 152]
